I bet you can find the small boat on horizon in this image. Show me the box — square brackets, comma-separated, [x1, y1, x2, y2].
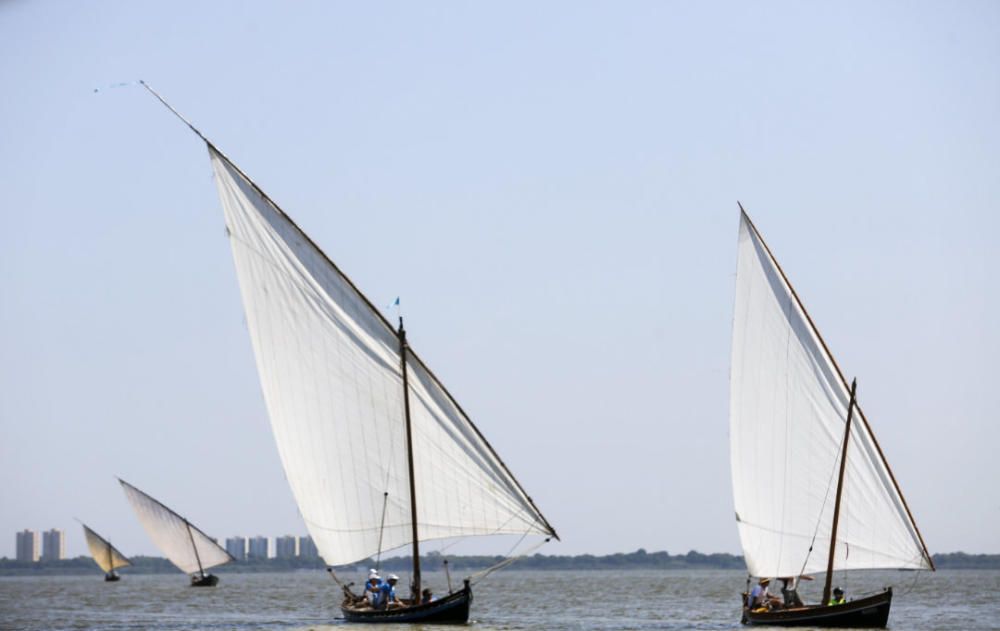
[728, 205, 934, 627]
[78, 520, 131, 581]
[118, 478, 234, 587]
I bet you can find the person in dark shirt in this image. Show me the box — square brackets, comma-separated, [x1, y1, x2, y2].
[780, 577, 804, 608]
[828, 587, 846, 606]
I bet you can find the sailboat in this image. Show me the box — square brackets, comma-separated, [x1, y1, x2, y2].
[135, 82, 558, 623]
[119, 478, 234, 586]
[729, 205, 934, 627]
[79, 521, 131, 581]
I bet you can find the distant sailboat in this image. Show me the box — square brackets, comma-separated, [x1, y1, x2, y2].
[729, 206, 933, 627]
[79, 521, 131, 581]
[119, 479, 234, 587]
[136, 82, 558, 623]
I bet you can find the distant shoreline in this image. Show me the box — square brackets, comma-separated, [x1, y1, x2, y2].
[1, 550, 997, 577]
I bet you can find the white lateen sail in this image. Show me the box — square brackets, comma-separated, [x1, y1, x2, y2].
[81, 523, 131, 573]
[208, 144, 555, 567]
[119, 479, 232, 575]
[729, 210, 932, 579]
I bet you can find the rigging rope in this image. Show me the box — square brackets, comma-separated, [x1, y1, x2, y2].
[432, 505, 538, 557]
[467, 534, 550, 586]
[896, 568, 924, 597]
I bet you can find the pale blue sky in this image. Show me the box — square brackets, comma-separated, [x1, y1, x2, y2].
[1, 1, 997, 560]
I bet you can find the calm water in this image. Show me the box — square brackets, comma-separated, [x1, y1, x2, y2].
[1, 569, 997, 630]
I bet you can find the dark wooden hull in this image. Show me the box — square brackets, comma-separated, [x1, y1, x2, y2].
[190, 574, 219, 587]
[104, 573, 121, 582]
[743, 588, 892, 628]
[341, 584, 472, 624]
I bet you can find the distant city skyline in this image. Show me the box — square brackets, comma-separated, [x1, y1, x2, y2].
[8, 529, 319, 562]
[15, 529, 67, 562]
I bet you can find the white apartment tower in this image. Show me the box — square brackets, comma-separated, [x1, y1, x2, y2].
[298, 535, 319, 559]
[15, 530, 40, 562]
[225, 536, 247, 561]
[41, 529, 65, 561]
[274, 535, 298, 559]
[247, 536, 269, 560]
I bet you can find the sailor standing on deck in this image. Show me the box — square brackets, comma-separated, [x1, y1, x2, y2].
[779, 576, 805, 608]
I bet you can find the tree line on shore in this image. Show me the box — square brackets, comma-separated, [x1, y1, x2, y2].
[1, 549, 997, 576]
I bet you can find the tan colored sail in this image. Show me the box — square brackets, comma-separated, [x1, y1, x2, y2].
[81, 523, 131, 573]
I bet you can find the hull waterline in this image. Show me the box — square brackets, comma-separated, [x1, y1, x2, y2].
[190, 574, 219, 587]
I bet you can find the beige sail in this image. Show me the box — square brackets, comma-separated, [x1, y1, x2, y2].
[81, 523, 131, 573]
[119, 479, 232, 574]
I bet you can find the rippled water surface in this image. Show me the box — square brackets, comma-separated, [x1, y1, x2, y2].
[1, 569, 997, 630]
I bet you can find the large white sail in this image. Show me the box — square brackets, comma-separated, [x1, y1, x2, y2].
[209, 146, 554, 566]
[119, 479, 232, 574]
[730, 211, 932, 578]
[81, 523, 131, 573]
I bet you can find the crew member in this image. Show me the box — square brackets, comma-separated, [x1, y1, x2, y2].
[828, 586, 846, 606]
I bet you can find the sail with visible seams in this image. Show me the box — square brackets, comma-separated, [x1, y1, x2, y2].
[208, 145, 556, 567]
[119, 479, 232, 574]
[81, 523, 131, 573]
[729, 210, 932, 579]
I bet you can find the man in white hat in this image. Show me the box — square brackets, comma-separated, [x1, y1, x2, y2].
[748, 577, 782, 610]
[374, 574, 402, 610]
[364, 569, 383, 607]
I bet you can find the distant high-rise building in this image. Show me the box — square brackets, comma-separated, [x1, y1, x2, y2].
[41, 529, 65, 561]
[274, 535, 298, 559]
[15, 530, 40, 562]
[225, 536, 247, 561]
[298, 535, 318, 560]
[247, 536, 269, 560]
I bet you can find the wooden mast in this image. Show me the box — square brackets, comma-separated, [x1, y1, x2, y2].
[185, 519, 206, 579]
[399, 317, 421, 602]
[823, 378, 857, 606]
